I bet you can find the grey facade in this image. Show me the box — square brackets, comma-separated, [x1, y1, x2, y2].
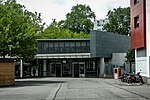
[90, 31, 130, 58]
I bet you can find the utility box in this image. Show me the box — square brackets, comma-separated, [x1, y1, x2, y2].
[113, 68, 121, 79]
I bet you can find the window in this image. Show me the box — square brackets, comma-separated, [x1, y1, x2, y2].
[81, 42, 86, 46]
[134, 15, 139, 28]
[70, 42, 75, 47]
[59, 42, 64, 47]
[49, 42, 53, 47]
[37, 42, 42, 53]
[134, 0, 139, 5]
[43, 42, 48, 53]
[76, 42, 80, 47]
[54, 42, 59, 47]
[64, 42, 69, 47]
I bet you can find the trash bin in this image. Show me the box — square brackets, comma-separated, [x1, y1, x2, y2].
[113, 68, 121, 79]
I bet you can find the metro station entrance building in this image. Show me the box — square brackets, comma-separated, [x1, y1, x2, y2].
[15, 31, 130, 78]
[35, 39, 98, 77]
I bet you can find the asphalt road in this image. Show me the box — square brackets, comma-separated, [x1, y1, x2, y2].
[0, 78, 150, 100]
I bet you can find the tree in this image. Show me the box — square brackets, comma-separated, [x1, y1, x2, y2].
[59, 4, 95, 34]
[125, 49, 135, 63]
[125, 49, 135, 73]
[103, 7, 130, 35]
[0, 0, 44, 60]
[40, 20, 90, 39]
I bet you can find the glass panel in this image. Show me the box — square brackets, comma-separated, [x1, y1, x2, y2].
[54, 42, 59, 47]
[37, 42, 42, 53]
[65, 42, 69, 47]
[86, 60, 97, 77]
[49, 42, 53, 47]
[76, 42, 80, 47]
[80, 64, 84, 74]
[43, 42, 48, 53]
[70, 42, 75, 47]
[81, 42, 86, 46]
[86, 42, 90, 46]
[51, 64, 55, 74]
[74, 64, 79, 77]
[54, 47, 60, 53]
[59, 42, 64, 47]
[62, 63, 72, 77]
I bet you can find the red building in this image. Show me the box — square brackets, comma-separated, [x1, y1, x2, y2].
[131, 0, 146, 49]
[130, 0, 150, 78]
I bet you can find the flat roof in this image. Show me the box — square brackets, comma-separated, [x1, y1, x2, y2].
[37, 38, 90, 42]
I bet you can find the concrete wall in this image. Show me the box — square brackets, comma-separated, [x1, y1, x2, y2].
[111, 53, 127, 66]
[99, 58, 105, 77]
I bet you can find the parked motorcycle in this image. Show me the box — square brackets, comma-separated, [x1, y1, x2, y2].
[118, 73, 130, 82]
[127, 72, 144, 84]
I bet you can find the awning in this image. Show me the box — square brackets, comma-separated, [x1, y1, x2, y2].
[36, 53, 90, 59]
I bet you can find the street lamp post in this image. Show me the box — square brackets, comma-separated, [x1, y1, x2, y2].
[8, 45, 12, 57]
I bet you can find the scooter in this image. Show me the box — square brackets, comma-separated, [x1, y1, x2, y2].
[118, 73, 130, 82]
[127, 72, 144, 84]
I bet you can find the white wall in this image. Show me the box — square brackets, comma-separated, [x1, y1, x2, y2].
[135, 48, 147, 77]
[136, 57, 147, 76]
[146, 0, 150, 77]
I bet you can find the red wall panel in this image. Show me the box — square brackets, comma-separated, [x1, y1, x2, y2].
[130, 0, 146, 49]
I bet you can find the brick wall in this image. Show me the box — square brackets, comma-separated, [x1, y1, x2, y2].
[0, 62, 15, 86]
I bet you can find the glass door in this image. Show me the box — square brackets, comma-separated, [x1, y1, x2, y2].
[50, 63, 61, 77]
[73, 62, 85, 77]
[74, 64, 79, 77]
[79, 64, 84, 77]
[56, 64, 61, 77]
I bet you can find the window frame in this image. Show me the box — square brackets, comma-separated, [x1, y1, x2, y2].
[134, 15, 139, 28]
[134, 0, 139, 5]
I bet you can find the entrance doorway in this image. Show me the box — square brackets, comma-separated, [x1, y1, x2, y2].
[56, 64, 61, 77]
[74, 64, 79, 77]
[73, 62, 85, 77]
[50, 63, 61, 77]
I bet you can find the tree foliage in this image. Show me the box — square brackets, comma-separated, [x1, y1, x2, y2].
[103, 7, 130, 35]
[40, 20, 90, 39]
[59, 4, 95, 34]
[0, 0, 44, 60]
[125, 49, 135, 63]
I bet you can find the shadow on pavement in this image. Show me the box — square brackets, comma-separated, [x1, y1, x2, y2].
[14, 80, 65, 87]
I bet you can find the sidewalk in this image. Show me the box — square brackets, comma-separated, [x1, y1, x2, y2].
[100, 78, 150, 100]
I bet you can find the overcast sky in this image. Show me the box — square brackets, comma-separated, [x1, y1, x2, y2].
[16, 0, 130, 25]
